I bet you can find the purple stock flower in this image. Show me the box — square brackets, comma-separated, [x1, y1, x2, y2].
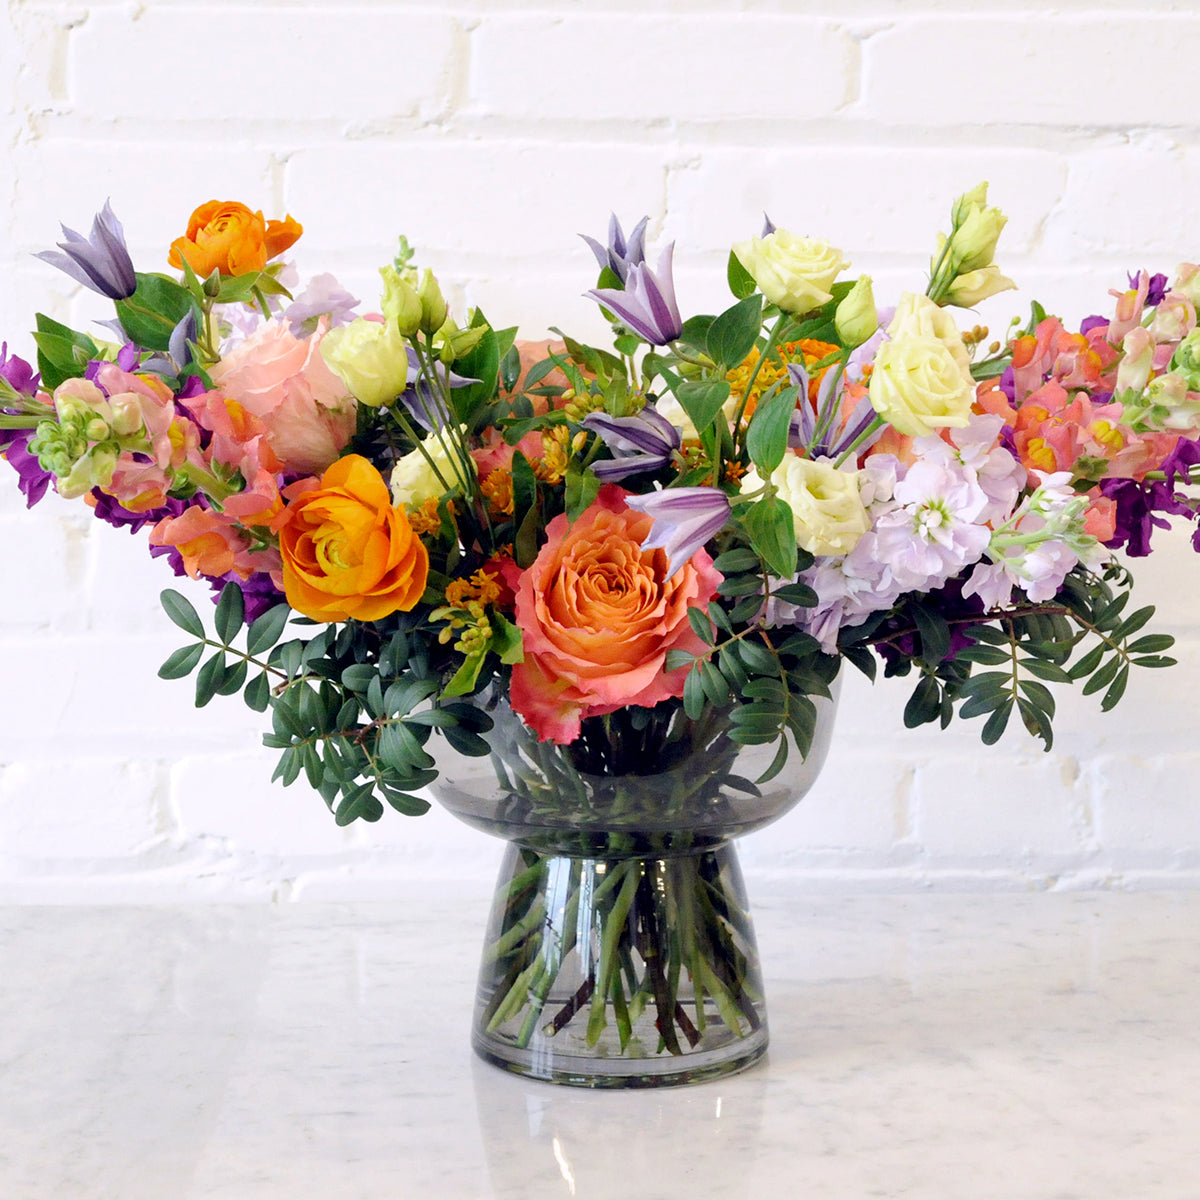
[35, 201, 137, 300]
[0, 342, 39, 395]
[587, 245, 683, 347]
[1, 431, 53, 507]
[584, 404, 681, 481]
[581, 215, 648, 284]
[626, 486, 731, 578]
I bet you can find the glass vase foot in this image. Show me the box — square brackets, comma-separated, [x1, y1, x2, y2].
[473, 840, 768, 1088]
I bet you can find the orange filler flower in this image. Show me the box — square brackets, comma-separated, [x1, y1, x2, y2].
[168, 201, 302, 277]
[277, 454, 429, 622]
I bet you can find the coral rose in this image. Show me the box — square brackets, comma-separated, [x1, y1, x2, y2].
[509, 484, 722, 744]
[277, 454, 429, 623]
[168, 201, 302, 277]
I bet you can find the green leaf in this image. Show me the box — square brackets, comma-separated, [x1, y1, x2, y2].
[161, 589, 205, 639]
[115, 273, 195, 352]
[1066, 643, 1105, 682]
[246, 604, 291, 656]
[1114, 606, 1155, 641]
[1018, 657, 1073, 684]
[910, 604, 950, 665]
[195, 651, 226, 707]
[451, 311, 501, 426]
[380, 787, 432, 817]
[686, 606, 715, 646]
[699, 661, 729, 706]
[565, 460, 603, 522]
[712, 547, 761, 573]
[706, 295, 763, 369]
[745, 384, 798, 476]
[243, 672, 271, 713]
[981, 699, 1013, 745]
[213, 583, 245, 645]
[683, 664, 706, 720]
[1017, 698, 1053, 749]
[665, 649, 695, 672]
[33, 313, 101, 390]
[741, 496, 797, 580]
[215, 658, 248, 697]
[1017, 678, 1056, 718]
[954, 644, 1010, 667]
[441, 725, 491, 756]
[678, 314, 715, 349]
[334, 782, 384, 826]
[903, 674, 941, 728]
[673, 378, 731, 437]
[341, 663, 378, 693]
[1081, 655, 1122, 697]
[1125, 634, 1176, 655]
[727, 249, 757, 301]
[1131, 655, 1177, 669]
[158, 643, 204, 680]
[1100, 663, 1130, 712]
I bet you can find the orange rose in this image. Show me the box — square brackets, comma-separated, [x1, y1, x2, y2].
[277, 454, 429, 623]
[509, 484, 722, 744]
[168, 201, 302, 277]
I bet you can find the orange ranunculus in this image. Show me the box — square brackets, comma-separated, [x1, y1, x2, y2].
[168, 201, 302, 278]
[509, 484, 722, 744]
[277, 454, 428, 623]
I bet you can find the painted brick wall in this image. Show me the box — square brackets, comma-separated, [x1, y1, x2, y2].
[3, 0, 1200, 900]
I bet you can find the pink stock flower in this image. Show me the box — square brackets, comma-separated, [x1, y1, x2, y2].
[208, 317, 357, 476]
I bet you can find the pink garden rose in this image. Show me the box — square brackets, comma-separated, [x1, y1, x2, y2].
[208, 317, 357, 476]
[509, 484, 722, 744]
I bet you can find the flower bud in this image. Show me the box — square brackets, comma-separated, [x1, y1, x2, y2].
[941, 264, 1017, 308]
[833, 275, 877, 348]
[417, 268, 448, 335]
[1117, 327, 1156, 395]
[380, 264, 422, 337]
[1170, 328, 1200, 389]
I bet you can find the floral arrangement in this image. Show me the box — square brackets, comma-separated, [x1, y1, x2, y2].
[2, 187, 1196, 827]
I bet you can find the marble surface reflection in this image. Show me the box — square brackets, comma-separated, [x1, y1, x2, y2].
[2, 889, 1200, 1198]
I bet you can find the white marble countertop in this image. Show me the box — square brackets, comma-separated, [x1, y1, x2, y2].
[2, 887, 1199, 1199]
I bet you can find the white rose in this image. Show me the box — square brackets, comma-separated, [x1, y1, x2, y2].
[731, 230, 848, 314]
[742, 455, 870, 557]
[868, 335, 975, 437]
[389, 430, 464, 508]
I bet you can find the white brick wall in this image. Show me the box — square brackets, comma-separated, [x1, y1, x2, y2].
[4, 0, 1200, 900]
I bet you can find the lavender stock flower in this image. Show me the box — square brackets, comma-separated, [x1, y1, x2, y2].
[587, 245, 683, 346]
[581, 214, 648, 284]
[35, 201, 137, 300]
[626, 486, 731, 578]
[583, 404, 681, 481]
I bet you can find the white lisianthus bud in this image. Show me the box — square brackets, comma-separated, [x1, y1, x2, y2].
[834, 275, 877, 348]
[380, 264, 422, 337]
[740, 454, 870, 557]
[941, 264, 1017, 308]
[731, 230, 848, 314]
[417, 268, 449, 335]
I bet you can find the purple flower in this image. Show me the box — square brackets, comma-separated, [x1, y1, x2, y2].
[1130, 271, 1170, 308]
[584, 404, 681, 481]
[761, 213, 777, 237]
[284, 274, 360, 336]
[0, 431, 54, 507]
[35, 201, 137, 300]
[581, 215, 648, 284]
[397, 348, 479, 431]
[1100, 477, 1193, 556]
[626, 486, 731, 578]
[0, 343, 39, 395]
[587, 244, 683, 347]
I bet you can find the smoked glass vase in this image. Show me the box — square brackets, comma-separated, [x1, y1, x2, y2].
[431, 682, 838, 1088]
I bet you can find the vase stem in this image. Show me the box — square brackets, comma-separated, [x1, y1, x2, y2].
[472, 840, 768, 1088]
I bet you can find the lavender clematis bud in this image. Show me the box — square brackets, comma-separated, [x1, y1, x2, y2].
[35, 201, 137, 300]
[581, 214, 649, 284]
[584, 404, 681, 481]
[626, 486, 732, 579]
[586, 244, 683, 347]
